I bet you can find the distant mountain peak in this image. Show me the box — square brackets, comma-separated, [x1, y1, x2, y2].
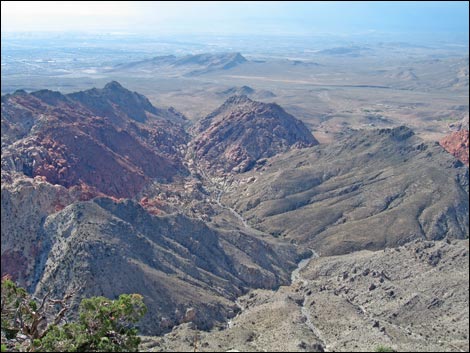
[30, 89, 69, 105]
[103, 80, 125, 91]
[152, 54, 176, 61]
[223, 94, 254, 105]
[219, 86, 255, 97]
[232, 52, 247, 61]
[13, 89, 28, 96]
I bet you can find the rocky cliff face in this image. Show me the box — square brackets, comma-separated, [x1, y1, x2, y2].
[1, 83, 189, 198]
[1, 175, 74, 291]
[440, 129, 469, 166]
[192, 95, 318, 174]
[32, 198, 302, 334]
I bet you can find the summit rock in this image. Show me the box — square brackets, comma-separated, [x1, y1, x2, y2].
[192, 95, 318, 174]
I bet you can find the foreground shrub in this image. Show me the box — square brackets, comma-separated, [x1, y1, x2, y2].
[1, 276, 146, 352]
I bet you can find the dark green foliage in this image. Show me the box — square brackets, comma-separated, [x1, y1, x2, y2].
[1, 276, 147, 352]
[38, 294, 147, 352]
[375, 345, 395, 352]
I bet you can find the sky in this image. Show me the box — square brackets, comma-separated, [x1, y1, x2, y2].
[1, 1, 469, 39]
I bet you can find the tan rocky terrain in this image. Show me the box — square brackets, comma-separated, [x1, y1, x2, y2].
[140, 239, 469, 352]
[224, 126, 469, 255]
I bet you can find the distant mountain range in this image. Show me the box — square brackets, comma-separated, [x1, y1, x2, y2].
[217, 85, 276, 99]
[112, 52, 248, 77]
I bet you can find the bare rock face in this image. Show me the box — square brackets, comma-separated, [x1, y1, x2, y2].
[192, 95, 318, 174]
[1, 174, 75, 290]
[440, 129, 469, 166]
[32, 198, 302, 334]
[1, 83, 189, 198]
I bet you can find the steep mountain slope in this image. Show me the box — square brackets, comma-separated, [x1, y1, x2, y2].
[1, 175, 74, 290]
[1, 83, 307, 335]
[191, 95, 318, 174]
[31, 198, 302, 334]
[1, 82, 189, 198]
[225, 126, 469, 255]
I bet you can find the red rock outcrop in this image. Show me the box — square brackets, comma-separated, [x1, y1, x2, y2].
[1, 83, 189, 198]
[192, 95, 318, 174]
[440, 129, 469, 165]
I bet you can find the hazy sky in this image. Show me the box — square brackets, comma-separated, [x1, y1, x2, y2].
[2, 1, 469, 38]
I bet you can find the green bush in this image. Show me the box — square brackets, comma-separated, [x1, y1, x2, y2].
[1, 276, 147, 352]
[375, 345, 395, 352]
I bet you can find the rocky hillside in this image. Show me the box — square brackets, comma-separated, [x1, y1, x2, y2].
[2, 175, 304, 335]
[1, 82, 308, 335]
[1, 175, 75, 289]
[143, 239, 469, 352]
[30, 197, 302, 335]
[225, 126, 469, 255]
[191, 95, 318, 174]
[1, 82, 189, 198]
